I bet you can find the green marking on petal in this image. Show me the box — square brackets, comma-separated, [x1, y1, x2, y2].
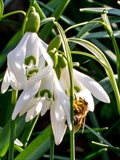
[27, 68, 39, 77]
[25, 56, 37, 65]
[40, 89, 52, 99]
[74, 86, 80, 92]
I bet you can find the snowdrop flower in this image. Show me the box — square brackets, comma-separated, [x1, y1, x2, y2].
[1, 32, 53, 93]
[60, 65, 110, 113]
[59, 66, 110, 133]
[11, 69, 71, 145]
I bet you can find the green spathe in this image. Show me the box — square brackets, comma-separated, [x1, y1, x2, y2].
[58, 54, 67, 69]
[25, 11, 40, 33]
[47, 35, 61, 52]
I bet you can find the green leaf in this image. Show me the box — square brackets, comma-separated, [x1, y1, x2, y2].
[0, 115, 26, 157]
[92, 141, 120, 151]
[0, 0, 4, 19]
[39, 0, 70, 40]
[85, 124, 120, 156]
[82, 148, 108, 160]
[40, 17, 55, 26]
[14, 125, 52, 160]
[68, 37, 120, 114]
[75, 16, 120, 39]
[80, 7, 120, 16]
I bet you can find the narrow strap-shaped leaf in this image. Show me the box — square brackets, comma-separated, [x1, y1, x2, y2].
[0, 115, 26, 157]
[68, 38, 120, 114]
[85, 124, 120, 156]
[80, 7, 120, 16]
[14, 125, 52, 160]
[39, 0, 70, 40]
[0, 0, 4, 19]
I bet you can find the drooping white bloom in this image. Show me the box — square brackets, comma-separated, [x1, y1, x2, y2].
[60, 66, 110, 113]
[1, 32, 53, 93]
[11, 69, 71, 145]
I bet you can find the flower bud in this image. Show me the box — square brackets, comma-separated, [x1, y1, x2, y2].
[47, 35, 61, 52]
[58, 54, 67, 68]
[25, 11, 40, 33]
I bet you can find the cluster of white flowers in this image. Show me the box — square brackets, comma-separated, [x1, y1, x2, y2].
[1, 32, 110, 145]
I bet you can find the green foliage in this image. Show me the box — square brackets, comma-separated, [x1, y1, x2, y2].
[0, 0, 120, 160]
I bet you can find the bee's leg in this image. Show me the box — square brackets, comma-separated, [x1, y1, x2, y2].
[82, 117, 86, 133]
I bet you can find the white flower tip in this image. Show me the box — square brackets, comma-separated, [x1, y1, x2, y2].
[1, 82, 9, 94]
[14, 139, 23, 146]
[105, 96, 110, 103]
[99, 92, 110, 103]
[55, 139, 61, 145]
[69, 123, 72, 131]
[1, 88, 5, 94]
[11, 114, 16, 120]
[25, 114, 33, 122]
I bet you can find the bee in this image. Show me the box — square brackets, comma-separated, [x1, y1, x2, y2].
[73, 95, 88, 133]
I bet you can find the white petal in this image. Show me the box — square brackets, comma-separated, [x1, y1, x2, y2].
[7, 32, 30, 90]
[59, 66, 70, 93]
[41, 98, 51, 116]
[39, 69, 54, 99]
[50, 101, 67, 145]
[27, 38, 53, 86]
[1, 69, 10, 93]
[8, 67, 22, 90]
[53, 70, 72, 130]
[73, 69, 110, 103]
[25, 100, 43, 122]
[12, 82, 40, 120]
[19, 97, 40, 116]
[14, 139, 23, 146]
[25, 33, 39, 66]
[54, 98, 65, 122]
[76, 88, 94, 112]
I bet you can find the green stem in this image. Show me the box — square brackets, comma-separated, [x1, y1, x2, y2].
[2, 10, 26, 19]
[8, 120, 15, 160]
[110, 36, 120, 90]
[54, 21, 75, 160]
[33, 1, 46, 19]
[50, 133, 55, 160]
[8, 90, 18, 160]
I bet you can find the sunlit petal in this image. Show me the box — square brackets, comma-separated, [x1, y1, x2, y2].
[41, 98, 51, 116]
[59, 66, 70, 92]
[8, 32, 30, 90]
[27, 38, 53, 86]
[1, 69, 10, 93]
[19, 97, 40, 116]
[25, 33, 39, 66]
[39, 69, 54, 99]
[73, 69, 110, 103]
[12, 82, 40, 120]
[25, 100, 43, 122]
[53, 70, 72, 130]
[50, 101, 67, 145]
